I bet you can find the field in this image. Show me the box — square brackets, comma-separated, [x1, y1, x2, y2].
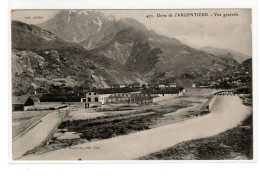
[139, 114, 253, 160]
[12, 110, 54, 138]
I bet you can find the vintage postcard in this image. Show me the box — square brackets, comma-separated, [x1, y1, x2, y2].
[11, 9, 253, 161]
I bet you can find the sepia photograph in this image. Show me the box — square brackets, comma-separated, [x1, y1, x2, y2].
[11, 9, 253, 161]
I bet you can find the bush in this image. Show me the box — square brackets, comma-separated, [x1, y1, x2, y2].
[58, 115, 152, 141]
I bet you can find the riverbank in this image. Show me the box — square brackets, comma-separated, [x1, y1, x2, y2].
[139, 114, 253, 160]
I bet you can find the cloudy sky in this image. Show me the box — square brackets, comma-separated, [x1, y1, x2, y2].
[12, 9, 252, 56]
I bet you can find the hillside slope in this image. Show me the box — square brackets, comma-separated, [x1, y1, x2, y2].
[200, 46, 251, 64]
[11, 21, 146, 95]
[12, 10, 242, 94]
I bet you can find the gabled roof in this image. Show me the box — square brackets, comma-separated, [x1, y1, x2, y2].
[12, 96, 30, 105]
[30, 96, 40, 102]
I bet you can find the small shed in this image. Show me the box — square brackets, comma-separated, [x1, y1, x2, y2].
[12, 96, 35, 111]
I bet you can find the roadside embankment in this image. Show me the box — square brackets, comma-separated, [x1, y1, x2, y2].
[139, 113, 253, 160]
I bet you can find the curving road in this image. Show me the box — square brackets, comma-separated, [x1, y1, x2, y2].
[19, 95, 252, 160]
[13, 112, 62, 160]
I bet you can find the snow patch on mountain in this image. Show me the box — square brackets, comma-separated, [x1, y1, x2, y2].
[78, 10, 88, 16]
[93, 18, 102, 32]
[67, 10, 72, 22]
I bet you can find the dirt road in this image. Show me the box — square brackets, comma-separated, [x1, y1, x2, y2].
[20, 95, 252, 160]
[13, 112, 62, 160]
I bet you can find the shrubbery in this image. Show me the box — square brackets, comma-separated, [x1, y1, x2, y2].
[58, 115, 152, 141]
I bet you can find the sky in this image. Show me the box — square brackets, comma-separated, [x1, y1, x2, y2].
[12, 9, 252, 56]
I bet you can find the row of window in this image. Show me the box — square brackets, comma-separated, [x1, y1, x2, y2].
[83, 97, 99, 102]
[88, 92, 97, 95]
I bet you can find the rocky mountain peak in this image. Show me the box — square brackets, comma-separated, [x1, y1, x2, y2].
[39, 10, 116, 43]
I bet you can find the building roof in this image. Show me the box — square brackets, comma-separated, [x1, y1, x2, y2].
[30, 96, 40, 102]
[89, 88, 140, 94]
[141, 87, 182, 94]
[12, 96, 30, 105]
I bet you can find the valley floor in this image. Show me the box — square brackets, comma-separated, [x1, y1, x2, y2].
[19, 89, 212, 157]
[17, 89, 252, 160]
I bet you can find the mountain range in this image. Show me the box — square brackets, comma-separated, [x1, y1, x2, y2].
[11, 10, 252, 95]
